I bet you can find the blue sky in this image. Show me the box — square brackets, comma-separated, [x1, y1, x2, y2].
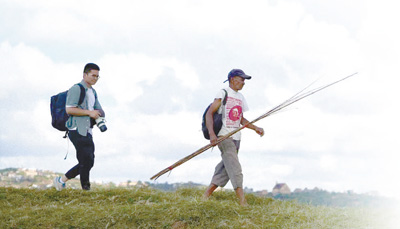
[1, 0, 399, 199]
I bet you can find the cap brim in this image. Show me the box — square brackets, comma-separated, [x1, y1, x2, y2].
[224, 74, 252, 83]
[240, 75, 252, 80]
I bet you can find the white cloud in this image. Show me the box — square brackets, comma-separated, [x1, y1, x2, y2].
[269, 164, 294, 176]
[319, 154, 338, 171]
[97, 53, 199, 105]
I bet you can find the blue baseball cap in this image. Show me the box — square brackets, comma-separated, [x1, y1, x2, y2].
[224, 69, 252, 83]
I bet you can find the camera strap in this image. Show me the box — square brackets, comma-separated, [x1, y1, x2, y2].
[64, 131, 70, 160]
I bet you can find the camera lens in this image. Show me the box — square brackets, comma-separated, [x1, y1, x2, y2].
[95, 117, 107, 132]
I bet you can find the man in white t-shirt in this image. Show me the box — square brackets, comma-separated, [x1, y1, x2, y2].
[203, 69, 264, 206]
[53, 63, 105, 191]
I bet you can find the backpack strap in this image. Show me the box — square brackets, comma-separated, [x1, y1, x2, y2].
[220, 89, 228, 119]
[63, 84, 85, 139]
[77, 83, 85, 106]
[222, 89, 227, 105]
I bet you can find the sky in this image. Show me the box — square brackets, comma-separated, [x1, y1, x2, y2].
[0, 0, 399, 199]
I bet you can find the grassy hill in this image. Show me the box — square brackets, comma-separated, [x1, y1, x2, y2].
[0, 187, 395, 228]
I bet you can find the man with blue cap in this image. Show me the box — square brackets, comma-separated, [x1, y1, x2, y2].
[203, 69, 264, 206]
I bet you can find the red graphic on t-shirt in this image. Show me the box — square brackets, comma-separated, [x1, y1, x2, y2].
[225, 96, 243, 128]
[229, 105, 242, 121]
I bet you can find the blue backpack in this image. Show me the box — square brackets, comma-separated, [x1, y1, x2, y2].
[201, 89, 227, 140]
[50, 84, 85, 133]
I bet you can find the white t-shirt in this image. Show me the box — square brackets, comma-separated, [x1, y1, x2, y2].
[215, 87, 249, 140]
[86, 88, 95, 134]
[87, 88, 95, 111]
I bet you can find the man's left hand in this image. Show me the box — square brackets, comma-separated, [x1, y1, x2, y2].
[255, 127, 264, 137]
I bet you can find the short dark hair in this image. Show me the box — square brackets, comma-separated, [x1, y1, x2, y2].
[83, 63, 100, 74]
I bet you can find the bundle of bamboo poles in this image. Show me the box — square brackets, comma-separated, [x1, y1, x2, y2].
[150, 73, 357, 180]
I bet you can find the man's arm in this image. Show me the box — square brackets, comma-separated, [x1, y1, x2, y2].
[206, 98, 222, 146]
[241, 117, 264, 136]
[65, 85, 103, 119]
[66, 107, 101, 120]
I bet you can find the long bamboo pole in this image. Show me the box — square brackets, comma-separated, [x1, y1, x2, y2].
[150, 73, 357, 180]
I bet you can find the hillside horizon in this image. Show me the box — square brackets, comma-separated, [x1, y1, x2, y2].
[1, 167, 395, 208]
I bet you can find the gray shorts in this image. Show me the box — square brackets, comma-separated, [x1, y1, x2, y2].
[210, 138, 243, 189]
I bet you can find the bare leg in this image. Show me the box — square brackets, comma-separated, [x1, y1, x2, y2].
[203, 184, 218, 200]
[61, 175, 69, 183]
[235, 187, 248, 206]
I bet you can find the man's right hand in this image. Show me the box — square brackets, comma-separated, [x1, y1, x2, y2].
[210, 134, 218, 146]
[88, 110, 101, 120]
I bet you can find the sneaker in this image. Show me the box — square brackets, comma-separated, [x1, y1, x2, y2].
[53, 176, 66, 191]
[82, 182, 91, 191]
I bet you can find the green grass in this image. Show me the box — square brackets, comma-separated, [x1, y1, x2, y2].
[0, 187, 395, 228]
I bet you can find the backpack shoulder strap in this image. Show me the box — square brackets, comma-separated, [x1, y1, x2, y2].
[77, 83, 85, 105]
[92, 87, 98, 100]
[222, 89, 228, 106]
[62, 84, 85, 139]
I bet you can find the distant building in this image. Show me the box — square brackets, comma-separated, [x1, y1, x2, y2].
[293, 188, 303, 193]
[118, 181, 138, 187]
[22, 168, 38, 177]
[256, 190, 269, 196]
[272, 183, 291, 195]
